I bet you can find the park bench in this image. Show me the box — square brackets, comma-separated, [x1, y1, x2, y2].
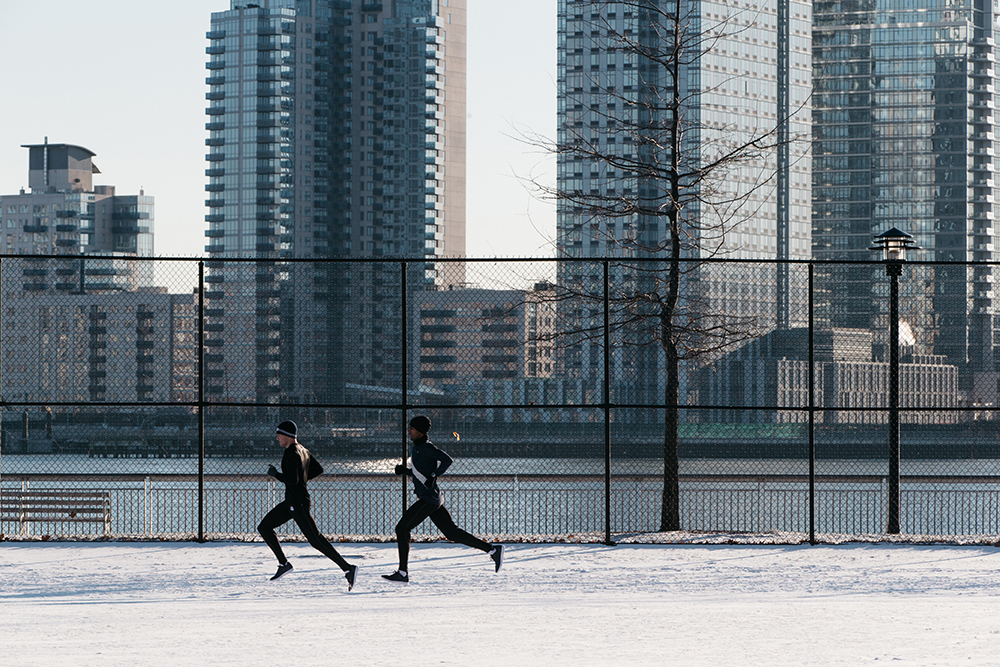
[0, 490, 112, 536]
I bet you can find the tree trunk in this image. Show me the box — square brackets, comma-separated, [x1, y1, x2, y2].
[660, 333, 681, 531]
[658, 0, 683, 533]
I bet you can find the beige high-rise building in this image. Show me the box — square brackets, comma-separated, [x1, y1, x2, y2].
[3, 141, 154, 271]
[0, 142, 199, 406]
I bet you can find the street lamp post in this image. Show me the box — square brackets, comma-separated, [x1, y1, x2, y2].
[870, 228, 918, 535]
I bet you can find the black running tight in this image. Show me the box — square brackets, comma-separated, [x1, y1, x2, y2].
[394, 499, 491, 571]
[258, 499, 350, 571]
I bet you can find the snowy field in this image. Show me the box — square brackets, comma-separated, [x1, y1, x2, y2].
[4, 541, 1000, 666]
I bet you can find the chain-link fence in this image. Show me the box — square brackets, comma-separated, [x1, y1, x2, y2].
[2, 255, 999, 544]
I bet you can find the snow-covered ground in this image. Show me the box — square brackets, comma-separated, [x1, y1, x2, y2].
[3, 540, 1000, 666]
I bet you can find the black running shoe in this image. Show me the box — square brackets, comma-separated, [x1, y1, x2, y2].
[381, 570, 409, 583]
[490, 544, 504, 573]
[346, 564, 359, 591]
[270, 562, 293, 580]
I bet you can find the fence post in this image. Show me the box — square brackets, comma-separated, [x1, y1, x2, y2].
[887, 263, 902, 534]
[401, 260, 409, 516]
[808, 263, 816, 544]
[603, 260, 613, 545]
[197, 260, 205, 542]
[0, 256, 3, 491]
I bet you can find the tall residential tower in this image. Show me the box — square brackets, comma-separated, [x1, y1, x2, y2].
[555, 0, 812, 404]
[204, 0, 466, 403]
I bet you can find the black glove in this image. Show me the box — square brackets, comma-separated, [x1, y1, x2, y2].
[394, 463, 406, 476]
[267, 465, 278, 478]
[426, 474, 436, 487]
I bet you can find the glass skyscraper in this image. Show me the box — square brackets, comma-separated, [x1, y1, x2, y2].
[555, 0, 812, 402]
[204, 0, 466, 403]
[812, 0, 1000, 396]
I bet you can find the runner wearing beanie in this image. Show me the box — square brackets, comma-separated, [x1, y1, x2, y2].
[382, 415, 504, 582]
[258, 419, 359, 591]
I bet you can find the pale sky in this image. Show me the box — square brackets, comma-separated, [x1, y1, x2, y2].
[0, 1, 557, 259]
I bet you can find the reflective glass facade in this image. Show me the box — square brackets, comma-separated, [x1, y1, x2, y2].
[812, 0, 1000, 389]
[555, 0, 811, 401]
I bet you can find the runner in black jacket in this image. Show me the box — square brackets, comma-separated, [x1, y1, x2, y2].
[258, 420, 358, 590]
[382, 415, 504, 582]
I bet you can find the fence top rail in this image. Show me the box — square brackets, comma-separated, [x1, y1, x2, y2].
[3, 253, 1000, 268]
[4, 473, 1000, 484]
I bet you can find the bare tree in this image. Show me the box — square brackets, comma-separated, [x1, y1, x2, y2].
[530, 0, 807, 531]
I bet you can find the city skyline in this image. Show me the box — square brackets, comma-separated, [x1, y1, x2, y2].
[0, 0, 557, 260]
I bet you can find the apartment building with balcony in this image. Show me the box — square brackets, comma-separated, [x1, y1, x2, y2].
[203, 0, 466, 404]
[555, 0, 812, 412]
[2, 141, 153, 290]
[0, 141, 199, 405]
[417, 286, 557, 404]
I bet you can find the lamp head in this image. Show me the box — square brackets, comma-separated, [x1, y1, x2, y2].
[869, 227, 918, 262]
